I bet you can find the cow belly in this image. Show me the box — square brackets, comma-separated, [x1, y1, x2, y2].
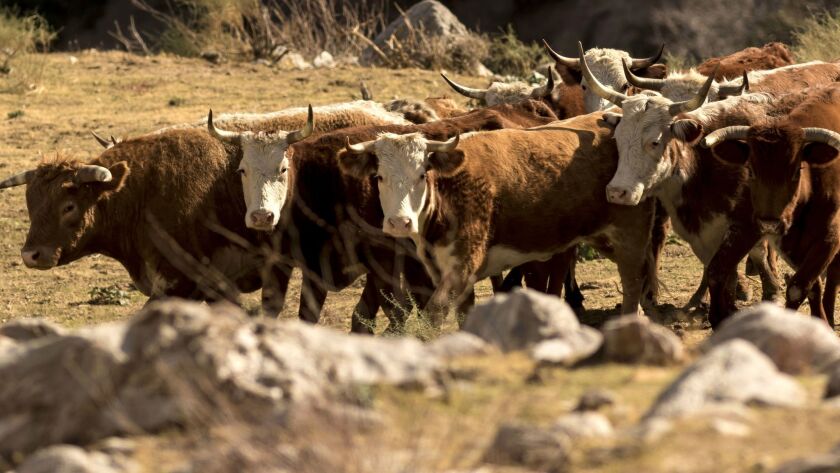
[480, 245, 556, 279]
[662, 201, 730, 263]
[210, 246, 263, 292]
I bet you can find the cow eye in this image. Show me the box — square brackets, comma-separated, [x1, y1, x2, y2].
[62, 203, 76, 215]
[373, 174, 383, 182]
[280, 167, 288, 174]
[419, 173, 426, 181]
[237, 169, 246, 176]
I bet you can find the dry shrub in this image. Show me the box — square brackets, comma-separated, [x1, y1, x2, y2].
[792, 8, 840, 61]
[482, 25, 542, 78]
[0, 8, 55, 94]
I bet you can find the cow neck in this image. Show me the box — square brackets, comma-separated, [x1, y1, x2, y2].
[415, 174, 439, 245]
[88, 187, 137, 264]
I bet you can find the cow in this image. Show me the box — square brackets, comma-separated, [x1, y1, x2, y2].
[542, 40, 667, 113]
[336, 112, 657, 324]
[577, 42, 788, 308]
[356, 81, 468, 124]
[696, 42, 795, 80]
[700, 83, 840, 328]
[207, 101, 560, 332]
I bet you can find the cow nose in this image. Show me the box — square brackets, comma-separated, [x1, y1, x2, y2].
[387, 217, 411, 231]
[21, 249, 40, 267]
[250, 210, 275, 228]
[606, 186, 628, 204]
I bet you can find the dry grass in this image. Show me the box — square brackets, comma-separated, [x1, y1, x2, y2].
[0, 8, 55, 94]
[792, 7, 840, 61]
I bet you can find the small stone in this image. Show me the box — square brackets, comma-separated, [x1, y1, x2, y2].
[771, 453, 840, 473]
[710, 418, 751, 437]
[602, 315, 685, 365]
[427, 332, 495, 359]
[552, 411, 614, 440]
[313, 51, 336, 68]
[482, 423, 569, 471]
[574, 389, 617, 412]
[200, 51, 221, 64]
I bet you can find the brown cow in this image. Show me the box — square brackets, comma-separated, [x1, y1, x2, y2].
[701, 83, 840, 328]
[696, 42, 795, 80]
[338, 113, 656, 323]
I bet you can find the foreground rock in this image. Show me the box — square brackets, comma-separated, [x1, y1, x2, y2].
[0, 301, 442, 456]
[17, 445, 134, 473]
[482, 423, 569, 472]
[427, 332, 496, 359]
[772, 452, 840, 473]
[827, 365, 840, 399]
[706, 303, 840, 374]
[601, 315, 685, 365]
[644, 340, 806, 420]
[552, 412, 614, 440]
[463, 289, 602, 365]
[0, 317, 64, 341]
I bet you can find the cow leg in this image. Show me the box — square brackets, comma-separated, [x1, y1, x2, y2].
[298, 276, 328, 324]
[748, 241, 783, 302]
[523, 262, 551, 292]
[563, 257, 586, 314]
[785, 243, 839, 325]
[350, 276, 381, 334]
[647, 198, 671, 306]
[456, 287, 476, 328]
[823, 261, 840, 329]
[685, 266, 709, 309]
[489, 274, 505, 293]
[499, 266, 524, 292]
[708, 224, 761, 329]
[805, 278, 828, 324]
[261, 263, 292, 317]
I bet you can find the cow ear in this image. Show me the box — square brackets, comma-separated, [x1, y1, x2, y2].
[428, 150, 465, 177]
[98, 161, 130, 196]
[337, 150, 378, 179]
[710, 141, 750, 166]
[602, 112, 622, 127]
[554, 64, 581, 85]
[638, 64, 667, 79]
[802, 142, 840, 167]
[671, 119, 704, 144]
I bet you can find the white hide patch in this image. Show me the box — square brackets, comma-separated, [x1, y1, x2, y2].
[482, 246, 556, 279]
[484, 81, 552, 106]
[580, 48, 633, 112]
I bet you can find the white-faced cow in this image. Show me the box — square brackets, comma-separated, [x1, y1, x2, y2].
[337, 113, 657, 324]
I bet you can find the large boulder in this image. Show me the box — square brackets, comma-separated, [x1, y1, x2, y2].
[827, 364, 840, 399]
[705, 303, 840, 374]
[644, 340, 807, 420]
[0, 317, 64, 341]
[482, 423, 570, 472]
[601, 315, 685, 365]
[463, 289, 602, 365]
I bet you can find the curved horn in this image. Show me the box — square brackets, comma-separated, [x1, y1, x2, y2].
[622, 59, 665, 91]
[701, 125, 750, 148]
[110, 135, 119, 146]
[345, 137, 376, 154]
[668, 66, 717, 116]
[542, 39, 580, 70]
[440, 73, 487, 100]
[91, 131, 112, 149]
[287, 104, 314, 144]
[0, 170, 36, 190]
[207, 109, 241, 144]
[803, 127, 840, 151]
[531, 66, 557, 98]
[578, 41, 628, 107]
[630, 43, 665, 70]
[74, 165, 113, 184]
[426, 134, 460, 152]
[717, 70, 750, 97]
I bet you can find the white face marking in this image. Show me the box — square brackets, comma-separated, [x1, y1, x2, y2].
[484, 82, 547, 106]
[372, 133, 430, 238]
[237, 132, 293, 231]
[606, 95, 677, 205]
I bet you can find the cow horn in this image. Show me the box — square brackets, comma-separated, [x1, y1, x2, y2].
[345, 137, 376, 154]
[440, 73, 487, 100]
[543, 39, 580, 70]
[287, 104, 314, 144]
[803, 127, 840, 151]
[717, 71, 750, 98]
[629, 43, 665, 70]
[0, 170, 36, 190]
[701, 126, 750, 148]
[427, 134, 460, 152]
[207, 109, 241, 143]
[578, 41, 628, 107]
[91, 131, 112, 149]
[622, 59, 665, 91]
[74, 165, 113, 184]
[668, 66, 717, 116]
[531, 66, 557, 98]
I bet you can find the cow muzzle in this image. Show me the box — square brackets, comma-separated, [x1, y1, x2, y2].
[247, 209, 277, 231]
[756, 218, 784, 235]
[21, 246, 60, 269]
[384, 216, 414, 237]
[606, 184, 643, 206]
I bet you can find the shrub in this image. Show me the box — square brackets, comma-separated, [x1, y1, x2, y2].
[792, 8, 840, 61]
[483, 25, 542, 78]
[0, 8, 55, 93]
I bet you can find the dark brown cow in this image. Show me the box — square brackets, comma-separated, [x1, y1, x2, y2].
[701, 83, 840, 328]
[338, 113, 656, 323]
[697, 42, 795, 80]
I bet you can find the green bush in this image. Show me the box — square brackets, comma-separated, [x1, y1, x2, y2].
[483, 25, 542, 78]
[792, 8, 840, 62]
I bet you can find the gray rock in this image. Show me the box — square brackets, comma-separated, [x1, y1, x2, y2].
[463, 289, 603, 360]
[427, 332, 495, 359]
[706, 303, 840, 374]
[827, 364, 840, 399]
[17, 445, 132, 473]
[772, 453, 840, 473]
[312, 51, 336, 68]
[709, 418, 751, 437]
[530, 332, 603, 366]
[482, 423, 570, 471]
[644, 340, 806, 420]
[601, 315, 685, 365]
[574, 389, 617, 412]
[551, 411, 614, 440]
[0, 317, 64, 341]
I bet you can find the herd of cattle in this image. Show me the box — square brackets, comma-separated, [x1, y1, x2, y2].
[5, 40, 840, 333]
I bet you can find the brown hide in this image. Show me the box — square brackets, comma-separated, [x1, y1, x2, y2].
[697, 42, 795, 80]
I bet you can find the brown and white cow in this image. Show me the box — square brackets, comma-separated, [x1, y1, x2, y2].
[696, 42, 795, 80]
[700, 83, 840, 328]
[337, 113, 656, 323]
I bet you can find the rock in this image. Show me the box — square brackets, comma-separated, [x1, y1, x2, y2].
[601, 315, 685, 365]
[482, 423, 570, 471]
[552, 412, 614, 440]
[427, 332, 495, 359]
[644, 340, 806, 421]
[68, 55, 79, 65]
[625, 417, 674, 443]
[705, 303, 840, 374]
[200, 51, 221, 64]
[710, 418, 751, 437]
[360, 0, 470, 66]
[463, 289, 603, 362]
[772, 453, 840, 473]
[312, 51, 336, 68]
[574, 389, 617, 412]
[826, 364, 840, 399]
[280, 52, 312, 70]
[0, 317, 64, 341]
[17, 445, 131, 473]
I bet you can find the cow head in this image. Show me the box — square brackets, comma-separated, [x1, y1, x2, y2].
[703, 123, 840, 234]
[338, 132, 462, 238]
[575, 42, 716, 205]
[543, 39, 666, 112]
[623, 64, 749, 102]
[0, 160, 130, 269]
[207, 105, 313, 231]
[440, 67, 559, 107]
